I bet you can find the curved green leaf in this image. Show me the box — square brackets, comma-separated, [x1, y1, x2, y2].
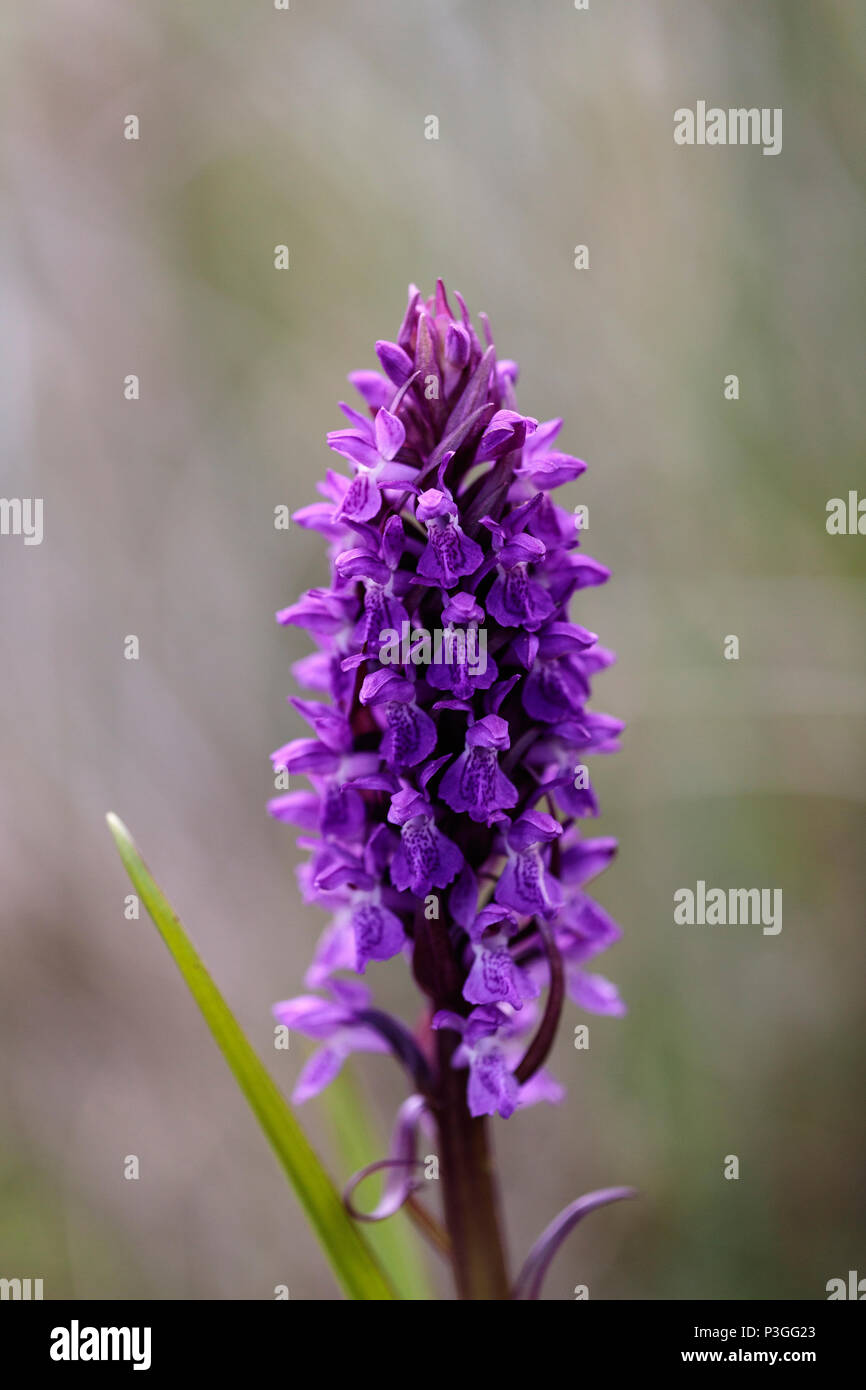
[106, 813, 397, 1301]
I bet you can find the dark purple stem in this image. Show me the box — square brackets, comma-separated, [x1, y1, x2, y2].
[413, 909, 511, 1300]
[514, 915, 564, 1085]
[353, 1008, 435, 1095]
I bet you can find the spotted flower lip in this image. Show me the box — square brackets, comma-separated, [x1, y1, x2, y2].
[439, 714, 518, 824]
[270, 281, 623, 1127]
[387, 789, 465, 897]
[417, 487, 485, 587]
[432, 1006, 522, 1119]
[463, 924, 539, 1009]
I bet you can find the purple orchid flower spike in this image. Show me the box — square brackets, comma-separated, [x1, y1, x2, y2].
[270, 282, 630, 1299]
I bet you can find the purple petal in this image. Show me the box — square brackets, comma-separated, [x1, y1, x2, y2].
[344, 1095, 429, 1221]
[292, 1046, 344, 1103]
[375, 339, 414, 386]
[352, 900, 406, 971]
[567, 970, 627, 1016]
[467, 1049, 520, 1119]
[512, 1188, 636, 1300]
[348, 369, 392, 410]
[337, 470, 381, 522]
[560, 836, 618, 886]
[382, 701, 437, 770]
[486, 570, 555, 631]
[374, 407, 406, 460]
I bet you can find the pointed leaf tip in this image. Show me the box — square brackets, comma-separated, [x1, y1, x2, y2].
[512, 1186, 637, 1300]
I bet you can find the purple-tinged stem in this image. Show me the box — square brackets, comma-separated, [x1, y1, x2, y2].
[414, 910, 511, 1300]
[435, 1031, 511, 1300]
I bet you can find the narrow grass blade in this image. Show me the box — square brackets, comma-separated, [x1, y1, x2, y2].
[106, 812, 396, 1301]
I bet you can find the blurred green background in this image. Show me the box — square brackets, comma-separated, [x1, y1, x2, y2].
[1, 0, 864, 1300]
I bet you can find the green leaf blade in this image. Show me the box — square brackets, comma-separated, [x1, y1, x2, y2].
[106, 812, 397, 1301]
